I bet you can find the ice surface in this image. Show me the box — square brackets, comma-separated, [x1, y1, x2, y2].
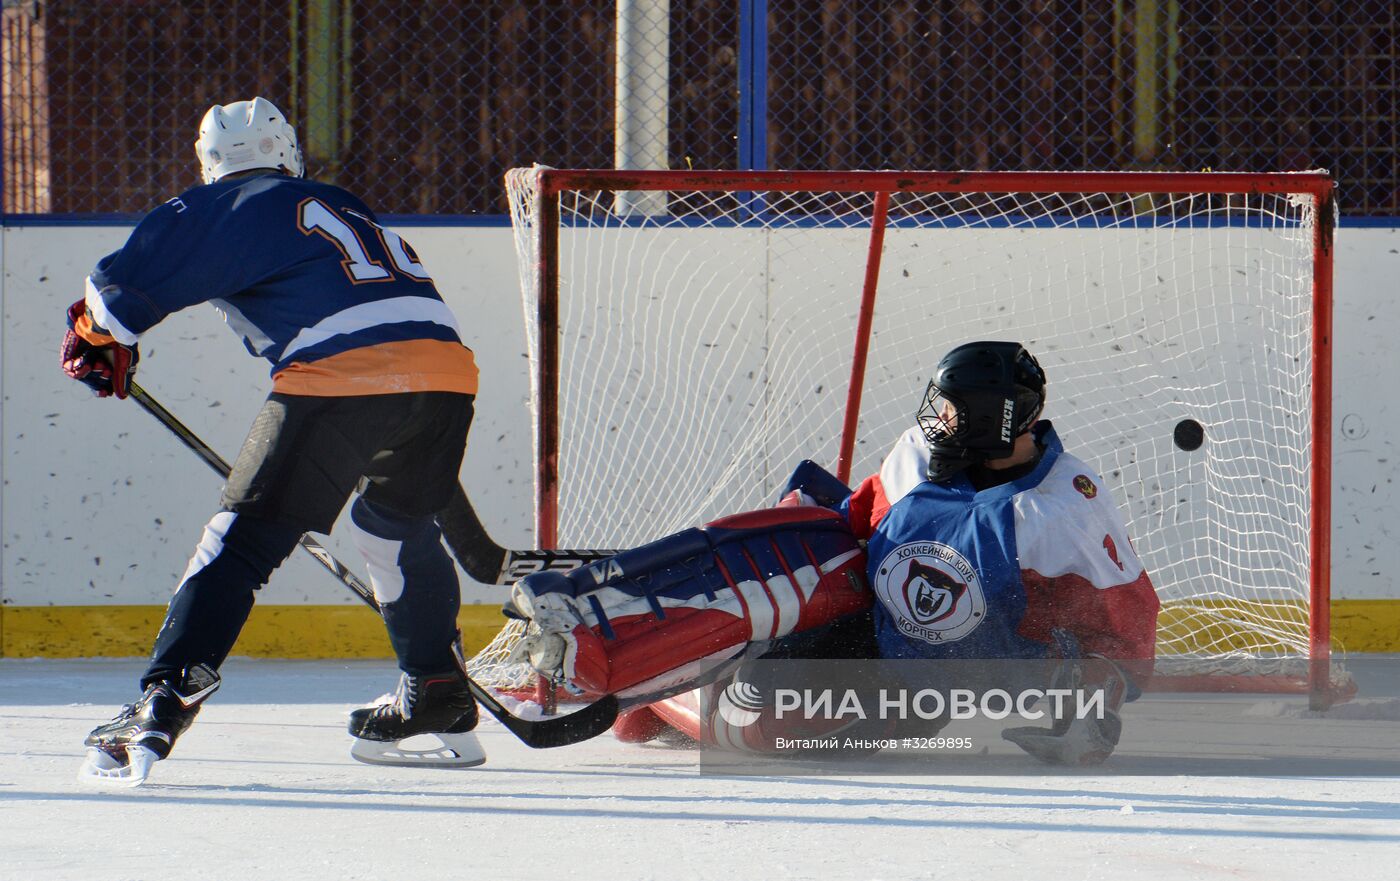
[2, 658, 1397, 881]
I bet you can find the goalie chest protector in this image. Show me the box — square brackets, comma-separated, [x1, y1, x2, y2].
[862, 422, 1152, 662]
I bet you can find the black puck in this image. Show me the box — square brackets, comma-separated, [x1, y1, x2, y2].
[1174, 418, 1205, 451]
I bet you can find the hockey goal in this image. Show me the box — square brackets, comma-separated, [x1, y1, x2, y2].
[471, 168, 1343, 709]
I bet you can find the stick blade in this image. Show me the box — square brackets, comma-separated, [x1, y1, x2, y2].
[510, 694, 621, 749]
[470, 682, 619, 748]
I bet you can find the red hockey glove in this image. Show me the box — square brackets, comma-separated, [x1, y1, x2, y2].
[61, 299, 139, 399]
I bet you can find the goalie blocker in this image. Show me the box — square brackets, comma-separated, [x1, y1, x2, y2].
[507, 506, 872, 705]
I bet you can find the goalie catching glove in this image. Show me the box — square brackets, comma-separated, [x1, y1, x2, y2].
[507, 506, 872, 705]
[61, 299, 139, 399]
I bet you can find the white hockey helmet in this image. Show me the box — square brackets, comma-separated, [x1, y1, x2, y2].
[195, 97, 304, 184]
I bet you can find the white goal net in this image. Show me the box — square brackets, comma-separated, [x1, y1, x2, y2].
[474, 168, 1338, 703]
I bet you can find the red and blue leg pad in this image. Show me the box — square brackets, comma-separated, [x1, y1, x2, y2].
[510, 506, 871, 701]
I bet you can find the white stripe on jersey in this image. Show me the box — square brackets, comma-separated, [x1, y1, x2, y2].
[279, 296, 461, 361]
[878, 426, 933, 507]
[211, 297, 277, 356]
[1012, 452, 1145, 589]
[85, 277, 141, 346]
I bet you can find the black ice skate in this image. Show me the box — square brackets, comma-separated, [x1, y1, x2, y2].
[78, 663, 221, 786]
[348, 667, 485, 768]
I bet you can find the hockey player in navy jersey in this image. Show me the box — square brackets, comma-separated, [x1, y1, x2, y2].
[64, 98, 484, 783]
[506, 342, 1159, 765]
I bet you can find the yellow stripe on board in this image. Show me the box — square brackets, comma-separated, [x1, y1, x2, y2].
[1156, 598, 1400, 657]
[0, 604, 511, 659]
[2, 600, 1398, 659]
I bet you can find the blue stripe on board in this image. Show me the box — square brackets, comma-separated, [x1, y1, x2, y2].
[1, 213, 515, 227]
[738, 0, 769, 172]
[3, 213, 142, 225]
[4, 213, 1395, 229]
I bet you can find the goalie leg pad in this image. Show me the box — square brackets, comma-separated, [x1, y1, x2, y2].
[510, 506, 871, 701]
[610, 705, 674, 744]
[1000, 629, 1134, 766]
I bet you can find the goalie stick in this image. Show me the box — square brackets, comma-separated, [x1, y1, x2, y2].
[125, 381, 619, 748]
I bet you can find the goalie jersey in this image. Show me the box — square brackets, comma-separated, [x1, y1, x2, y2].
[75, 173, 477, 397]
[843, 421, 1159, 663]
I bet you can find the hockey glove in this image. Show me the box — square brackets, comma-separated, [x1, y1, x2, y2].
[505, 570, 605, 696]
[1001, 629, 1132, 766]
[778, 460, 854, 509]
[61, 299, 139, 399]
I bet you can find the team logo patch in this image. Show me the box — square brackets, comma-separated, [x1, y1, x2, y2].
[902, 559, 966, 626]
[1073, 474, 1097, 499]
[874, 542, 986, 645]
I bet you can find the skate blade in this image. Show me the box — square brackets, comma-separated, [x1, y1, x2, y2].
[350, 731, 486, 769]
[77, 745, 159, 787]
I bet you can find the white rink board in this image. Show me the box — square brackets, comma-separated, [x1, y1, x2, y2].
[0, 224, 1396, 607]
[0, 224, 531, 608]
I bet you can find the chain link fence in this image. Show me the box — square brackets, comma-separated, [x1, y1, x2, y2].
[3, 0, 1397, 216]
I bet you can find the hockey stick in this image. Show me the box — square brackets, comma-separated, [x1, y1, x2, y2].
[125, 381, 619, 748]
[126, 383, 380, 608]
[436, 485, 620, 584]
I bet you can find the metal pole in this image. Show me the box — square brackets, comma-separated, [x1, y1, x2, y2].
[836, 191, 890, 484]
[614, 0, 669, 215]
[738, 0, 768, 171]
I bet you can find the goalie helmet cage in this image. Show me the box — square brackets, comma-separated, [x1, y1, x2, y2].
[488, 167, 1343, 710]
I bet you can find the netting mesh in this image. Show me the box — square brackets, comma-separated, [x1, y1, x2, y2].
[467, 618, 539, 694]
[487, 168, 1330, 696]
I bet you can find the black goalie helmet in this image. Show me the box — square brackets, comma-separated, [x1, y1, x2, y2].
[916, 341, 1047, 483]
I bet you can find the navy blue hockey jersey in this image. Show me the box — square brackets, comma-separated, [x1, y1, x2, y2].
[75, 174, 477, 396]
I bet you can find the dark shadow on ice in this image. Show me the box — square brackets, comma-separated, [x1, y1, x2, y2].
[6, 787, 1398, 842]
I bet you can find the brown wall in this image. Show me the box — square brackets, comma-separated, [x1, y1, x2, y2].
[4, 0, 1397, 216]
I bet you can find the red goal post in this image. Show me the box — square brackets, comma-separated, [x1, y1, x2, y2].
[490, 167, 1343, 708]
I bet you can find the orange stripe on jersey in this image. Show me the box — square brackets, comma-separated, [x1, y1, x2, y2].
[271, 339, 479, 396]
[75, 313, 117, 346]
